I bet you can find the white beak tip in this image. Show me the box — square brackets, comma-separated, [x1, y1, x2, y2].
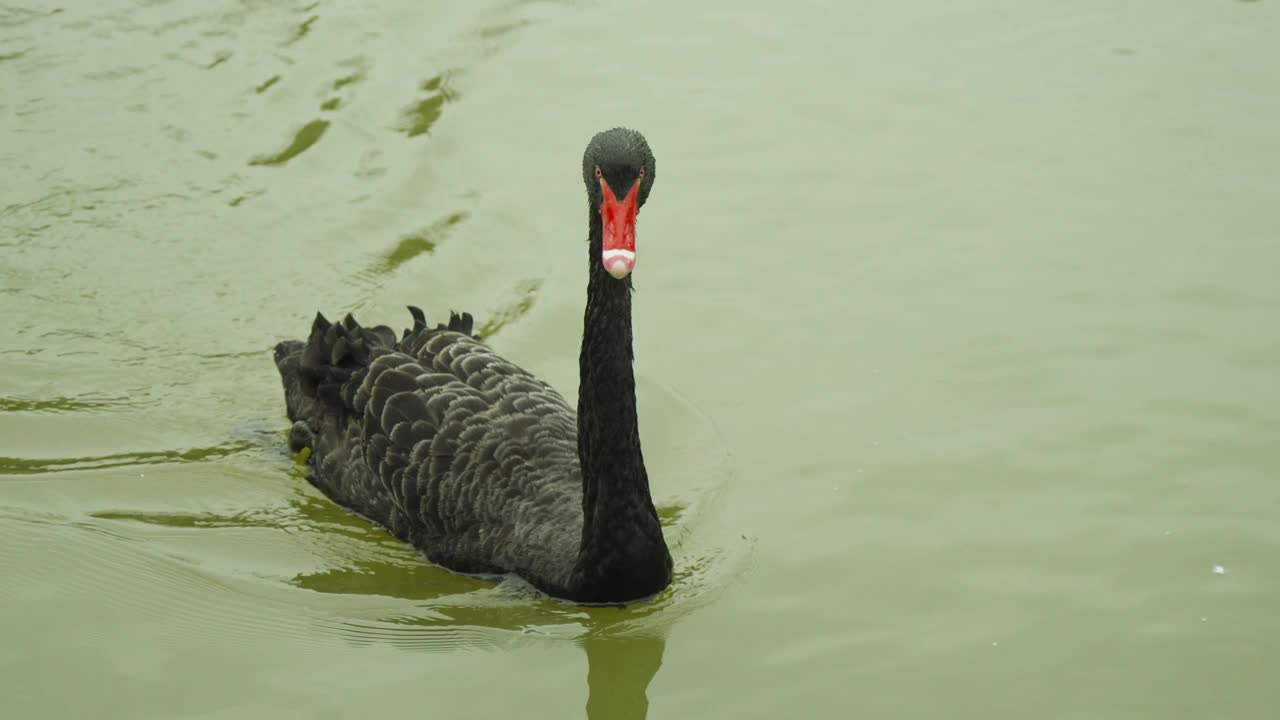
[607, 260, 632, 279]
[602, 249, 636, 279]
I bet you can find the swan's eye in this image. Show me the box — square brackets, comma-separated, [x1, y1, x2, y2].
[594, 166, 602, 180]
[638, 165, 645, 179]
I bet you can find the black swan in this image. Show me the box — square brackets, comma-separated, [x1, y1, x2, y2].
[272, 128, 672, 604]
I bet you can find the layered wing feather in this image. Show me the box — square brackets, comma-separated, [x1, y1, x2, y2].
[274, 308, 583, 588]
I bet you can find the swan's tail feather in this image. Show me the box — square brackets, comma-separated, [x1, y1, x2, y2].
[275, 307, 481, 427]
[272, 339, 308, 423]
[274, 311, 393, 427]
[406, 306, 427, 336]
[448, 310, 475, 337]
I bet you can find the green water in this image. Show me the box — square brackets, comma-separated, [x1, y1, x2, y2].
[3, 1, 1279, 717]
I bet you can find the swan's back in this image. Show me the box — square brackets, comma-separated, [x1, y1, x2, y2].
[274, 309, 584, 589]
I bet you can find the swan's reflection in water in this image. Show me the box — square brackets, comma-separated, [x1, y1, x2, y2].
[289, 488, 677, 719]
[96, 480, 679, 719]
[346, 600, 669, 719]
[583, 633, 665, 720]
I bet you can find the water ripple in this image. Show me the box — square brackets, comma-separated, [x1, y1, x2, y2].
[396, 73, 459, 138]
[476, 279, 543, 339]
[247, 119, 331, 167]
[0, 393, 141, 414]
[0, 440, 257, 476]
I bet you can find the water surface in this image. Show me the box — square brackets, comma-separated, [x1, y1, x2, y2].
[3, 1, 1279, 717]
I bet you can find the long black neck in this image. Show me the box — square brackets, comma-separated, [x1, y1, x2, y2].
[571, 210, 670, 602]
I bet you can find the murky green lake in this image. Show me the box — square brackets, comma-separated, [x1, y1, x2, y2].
[4, 1, 1279, 717]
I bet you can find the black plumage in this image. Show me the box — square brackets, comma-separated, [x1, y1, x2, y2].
[273, 128, 672, 603]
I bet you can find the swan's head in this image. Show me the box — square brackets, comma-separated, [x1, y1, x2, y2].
[583, 128, 655, 281]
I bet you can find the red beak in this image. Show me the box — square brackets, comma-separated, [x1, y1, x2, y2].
[599, 178, 639, 279]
